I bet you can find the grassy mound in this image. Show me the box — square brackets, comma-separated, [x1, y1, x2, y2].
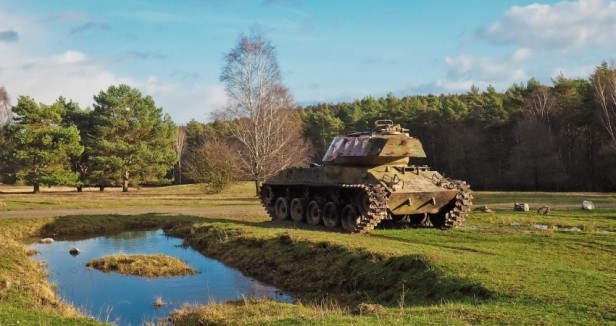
[87, 254, 196, 278]
[167, 223, 491, 305]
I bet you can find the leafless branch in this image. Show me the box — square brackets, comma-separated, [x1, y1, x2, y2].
[0, 86, 11, 126]
[592, 65, 616, 151]
[175, 126, 187, 183]
[218, 31, 313, 190]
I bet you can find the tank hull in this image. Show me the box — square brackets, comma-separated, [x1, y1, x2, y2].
[261, 165, 471, 233]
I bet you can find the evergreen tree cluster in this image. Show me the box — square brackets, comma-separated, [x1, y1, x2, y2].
[0, 84, 177, 192]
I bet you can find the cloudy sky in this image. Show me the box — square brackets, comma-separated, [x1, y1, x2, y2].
[0, 0, 615, 123]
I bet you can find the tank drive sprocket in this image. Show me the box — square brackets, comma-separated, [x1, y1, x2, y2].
[429, 179, 473, 229]
[341, 184, 388, 233]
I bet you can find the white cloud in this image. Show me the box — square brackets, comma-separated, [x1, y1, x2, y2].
[0, 9, 224, 123]
[475, 0, 616, 52]
[550, 64, 596, 79]
[445, 54, 527, 84]
[0, 48, 129, 108]
[146, 81, 228, 123]
[414, 0, 616, 95]
[50, 50, 87, 64]
[0, 10, 122, 107]
[433, 80, 481, 92]
[511, 48, 532, 62]
[2, 46, 225, 122]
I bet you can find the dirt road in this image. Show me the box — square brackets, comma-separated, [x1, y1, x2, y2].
[0, 205, 267, 219]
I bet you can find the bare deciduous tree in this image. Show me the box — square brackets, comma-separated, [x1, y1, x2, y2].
[0, 86, 11, 126]
[592, 62, 616, 151]
[175, 126, 187, 184]
[524, 87, 555, 121]
[219, 30, 312, 195]
[185, 138, 238, 193]
[521, 86, 556, 132]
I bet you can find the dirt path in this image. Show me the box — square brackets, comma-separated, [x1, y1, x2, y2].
[0, 205, 267, 219]
[485, 203, 616, 210]
[2, 203, 613, 219]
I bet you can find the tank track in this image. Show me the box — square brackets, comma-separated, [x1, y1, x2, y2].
[347, 184, 388, 234]
[432, 179, 473, 229]
[260, 183, 388, 234]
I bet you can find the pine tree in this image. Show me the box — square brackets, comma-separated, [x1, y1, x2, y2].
[89, 84, 176, 192]
[6, 96, 83, 193]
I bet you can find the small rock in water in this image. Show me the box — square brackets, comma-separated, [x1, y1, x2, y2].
[39, 238, 54, 244]
[69, 247, 80, 256]
[514, 203, 529, 212]
[582, 201, 594, 210]
[154, 297, 165, 308]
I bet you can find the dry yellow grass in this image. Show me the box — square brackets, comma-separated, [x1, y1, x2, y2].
[87, 254, 196, 278]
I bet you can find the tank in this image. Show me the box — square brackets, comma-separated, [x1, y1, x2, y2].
[260, 120, 472, 233]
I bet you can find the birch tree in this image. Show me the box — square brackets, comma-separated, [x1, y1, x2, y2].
[219, 31, 312, 195]
[591, 62, 616, 151]
[0, 86, 11, 126]
[175, 126, 186, 184]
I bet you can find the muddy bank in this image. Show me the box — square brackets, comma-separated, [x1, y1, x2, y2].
[37, 214, 490, 307]
[166, 223, 491, 306]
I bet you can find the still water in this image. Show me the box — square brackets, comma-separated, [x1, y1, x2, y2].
[31, 229, 292, 325]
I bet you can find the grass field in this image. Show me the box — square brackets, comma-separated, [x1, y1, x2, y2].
[0, 183, 257, 211]
[0, 183, 615, 325]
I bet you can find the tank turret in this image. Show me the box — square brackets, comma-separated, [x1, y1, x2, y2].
[260, 120, 472, 233]
[322, 120, 426, 166]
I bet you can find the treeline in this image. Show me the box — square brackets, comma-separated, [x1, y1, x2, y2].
[0, 84, 177, 192]
[2, 62, 616, 193]
[300, 63, 616, 192]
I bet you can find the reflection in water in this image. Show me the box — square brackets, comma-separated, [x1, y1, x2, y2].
[31, 229, 292, 326]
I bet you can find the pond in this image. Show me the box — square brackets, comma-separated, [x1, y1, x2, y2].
[31, 229, 292, 325]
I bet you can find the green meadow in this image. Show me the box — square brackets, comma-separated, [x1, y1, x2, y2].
[0, 184, 614, 325]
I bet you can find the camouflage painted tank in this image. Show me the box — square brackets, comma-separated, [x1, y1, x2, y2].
[260, 120, 472, 233]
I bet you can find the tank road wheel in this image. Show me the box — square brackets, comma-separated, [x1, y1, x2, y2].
[355, 191, 370, 216]
[429, 210, 452, 229]
[323, 202, 340, 228]
[410, 214, 432, 227]
[341, 204, 360, 232]
[274, 197, 290, 220]
[290, 198, 306, 222]
[261, 185, 275, 205]
[306, 200, 322, 226]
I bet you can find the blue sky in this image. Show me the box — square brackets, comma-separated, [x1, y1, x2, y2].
[1, 0, 615, 123]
